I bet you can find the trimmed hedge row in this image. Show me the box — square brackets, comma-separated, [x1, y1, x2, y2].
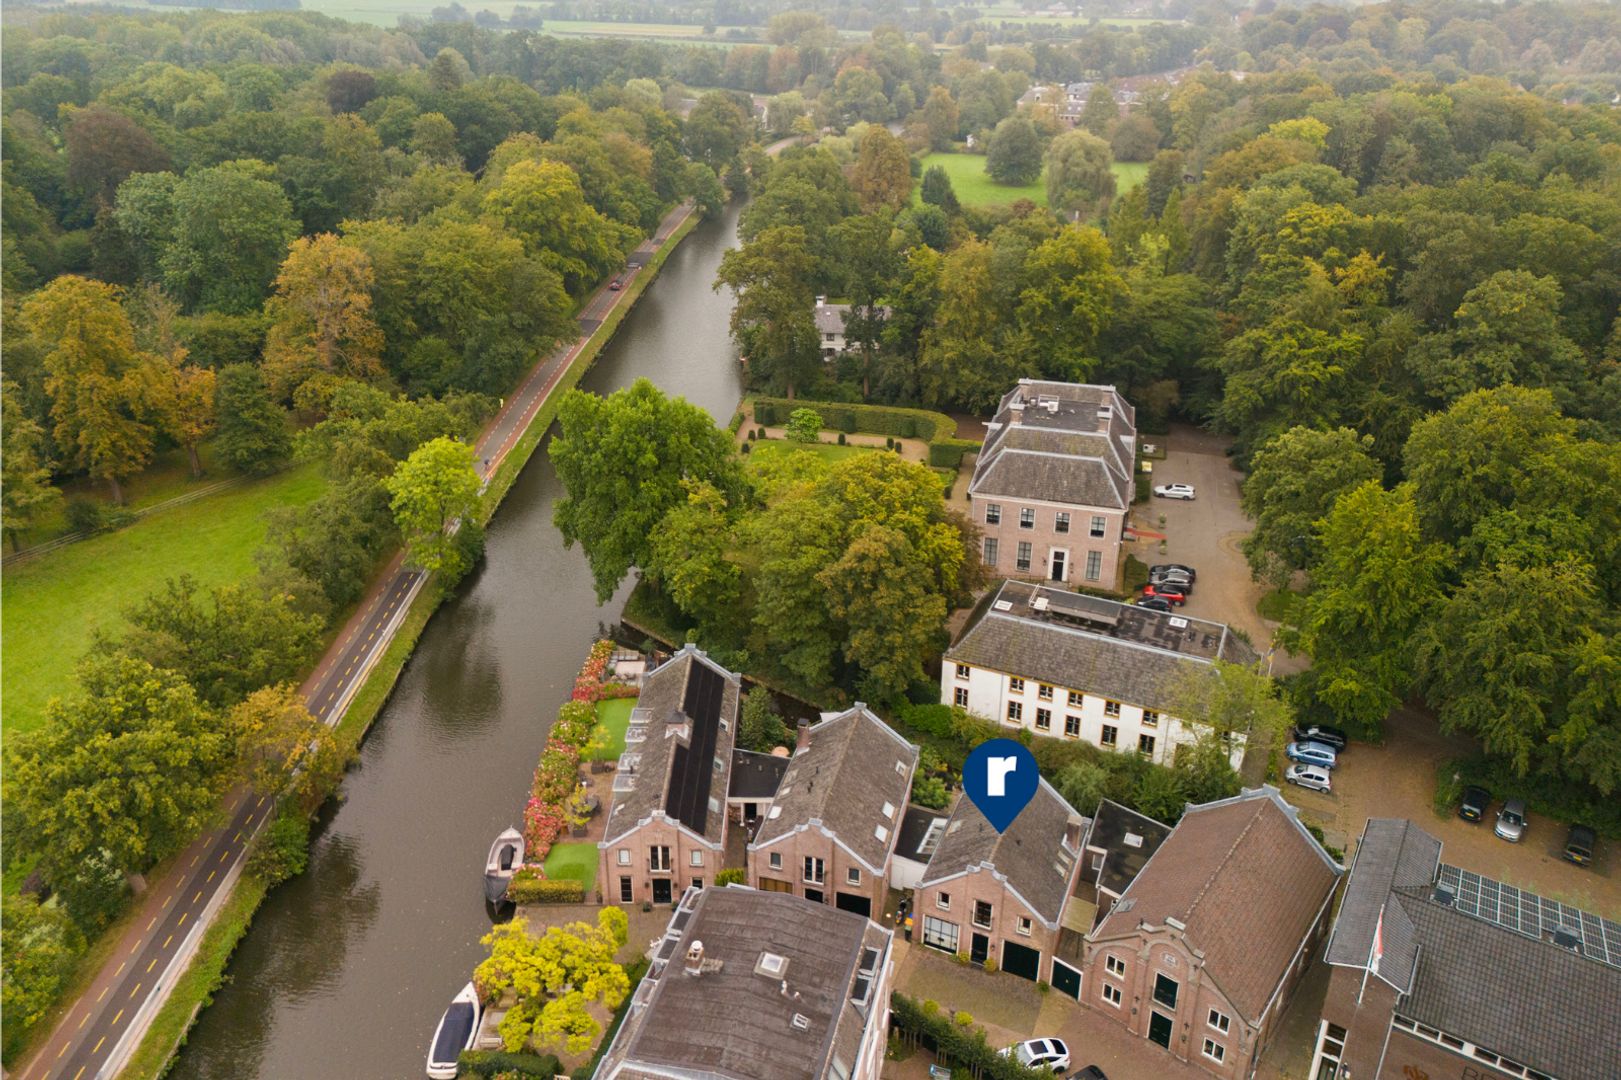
[751, 397, 980, 469]
[889, 993, 1054, 1080]
[457, 1049, 563, 1078]
[507, 869, 585, 904]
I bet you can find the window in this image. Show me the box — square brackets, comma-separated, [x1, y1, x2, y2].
[1009, 677, 1025, 694]
[936, 892, 951, 910]
[1055, 512, 1070, 534]
[1016, 542, 1032, 572]
[693, 878, 703, 889]
[1139, 734, 1156, 756]
[1065, 715, 1081, 738]
[1104, 700, 1121, 718]
[1208, 1010, 1230, 1034]
[769, 852, 782, 870]
[1019, 507, 1035, 529]
[982, 537, 998, 566]
[1038, 684, 1054, 701]
[804, 857, 825, 884]
[1085, 550, 1102, 582]
[973, 901, 993, 928]
[1202, 1039, 1225, 1064]
[1105, 955, 1126, 977]
[1101, 983, 1122, 1007]
[1007, 701, 1024, 723]
[1090, 515, 1107, 538]
[985, 503, 1001, 526]
[923, 915, 959, 953]
[1035, 708, 1052, 731]
[954, 687, 969, 708]
[619, 876, 633, 902]
[617, 849, 631, 866]
[1153, 973, 1179, 1009]
[1101, 724, 1117, 746]
[847, 867, 861, 886]
[1143, 710, 1160, 728]
[1016, 917, 1032, 936]
[956, 663, 971, 680]
[690, 849, 704, 867]
[650, 846, 671, 871]
[1068, 691, 1084, 707]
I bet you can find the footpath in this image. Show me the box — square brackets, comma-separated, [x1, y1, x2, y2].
[19, 200, 697, 1080]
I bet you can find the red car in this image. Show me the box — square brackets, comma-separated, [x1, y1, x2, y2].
[1141, 583, 1187, 606]
[609, 278, 622, 291]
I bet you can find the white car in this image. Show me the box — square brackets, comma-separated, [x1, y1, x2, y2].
[1153, 483, 1196, 500]
[1285, 764, 1332, 793]
[1000, 1037, 1070, 1071]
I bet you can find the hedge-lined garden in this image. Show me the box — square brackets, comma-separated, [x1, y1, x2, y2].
[750, 397, 980, 469]
[889, 993, 1055, 1079]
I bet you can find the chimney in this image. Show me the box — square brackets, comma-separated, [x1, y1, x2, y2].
[795, 718, 811, 751]
[1008, 403, 1024, 425]
[815, 295, 826, 308]
[685, 940, 705, 976]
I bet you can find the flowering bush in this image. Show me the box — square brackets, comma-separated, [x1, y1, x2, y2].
[523, 799, 568, 860]
[598, 682, 639, 700]
[553, 700, 596, 745]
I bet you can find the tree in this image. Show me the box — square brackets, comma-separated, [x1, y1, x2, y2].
[1054, 760, 1110, 817]
[230, 685, 346, 805]
[1292, 482, 1447, 734]
[385, 436, 481, 575]
[325, 69, 378, 114]
[849, 125, 911, 212]
[821, 524, 947, 701]
[261, 475, 395, 609]
[2, 894, 83, 1046]
[474, 908, 630, 1055]
[920, 165, 959, 213]
[1216, 319, 1361, 451]
[409, 112, 461, 166]
[646, 481, 743, 644]
[920, 86, 961, 151]
[428, 47, 470, 92]
[1240, 427, 1381, 582]
[262, 234, 385, 400]
[785, 407, 823, 442]
[738, 686, 792, 753]
[1170, 659, 1293, 757]
[985, 116, 1042, 186]
[551, 380, 744, 602]
[1110, 112, 1161, 162]
[1044, 129, 1116, 218]
[715, 225, 820, 399]
[918, 239, 1021, 411]
[20, 275, 162, 503]
[1079, 84, 1118, 137]
[482, 159, 632, 295]
[684, 92, 752, 170]
[1, 379, 59, 551]
[64, 104, 170, 208]
[1012, 226, 1122, 381]
[214, 364, 291, 475]
[158, 359, 215, 479]
[3, 655, 234, 884]
[159, 161, 301, 314]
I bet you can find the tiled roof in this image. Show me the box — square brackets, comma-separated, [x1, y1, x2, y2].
[920, 778, 1084, 925]
[1323, 818, 1441, 989]
[812, 302, 890, 336]
[894, 804, 948, 865]
[751, 706, 917, 872]
[1083, 799, 1172, 899]
[601, 647, 740, 847]
[728, 750, 789, 801]
[1091, 788, 1341, 1021]
[969, 380, 1136, 510]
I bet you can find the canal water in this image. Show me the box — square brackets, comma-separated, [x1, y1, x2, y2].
[168, 201, 746, 1080]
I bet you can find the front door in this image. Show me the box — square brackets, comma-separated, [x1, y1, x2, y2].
[652, 879, 672, 905]
[1149, 1010, 1173, 1049]
[1050, 959, 1082, 999]
[970, 932, 990, 965]
[1050, 548, 1067, 582]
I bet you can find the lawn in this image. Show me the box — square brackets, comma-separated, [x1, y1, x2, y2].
[543, 842, 598, 891]
[0, 463, 327, 737]
[915, 153, 1150, 211]
[745, 439, 874, 469]
[588, 698, 637, 761]
[1112, 160, 1149, 194]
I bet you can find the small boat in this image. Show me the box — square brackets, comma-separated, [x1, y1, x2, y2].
[426, 981, 482, 1079]
[483, 827, 523, 903]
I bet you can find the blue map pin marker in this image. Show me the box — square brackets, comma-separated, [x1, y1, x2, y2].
[963, 738, 1039, 833]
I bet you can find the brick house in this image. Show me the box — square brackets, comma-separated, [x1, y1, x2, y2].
[748, 706, 918, 920]
[1081, 787, 1342, 1079]
[595, 884, 895, 1080]
[969, 380, 1136, 588]
[942, 580, 1257, 770]
[598, 646, 741, 907]
[1311, 818, 1621, 1080]
[914, 777, 1087, 985]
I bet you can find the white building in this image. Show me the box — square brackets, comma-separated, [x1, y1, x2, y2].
[941, 580, 1257, 769]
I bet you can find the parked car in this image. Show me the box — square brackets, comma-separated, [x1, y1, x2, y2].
[1495, 798, 1528, 842]
[1291, 724, 1348, 752]
[609, 277, 622, 290]
[1071, 1068, 1109, 1080]
[1148, 563, 1198, 582]
[1001, 1039, 1070, 1072]
[1149, 568, 1195, 587]
[1141, 583, 1188, 606]
[1153, 483, 1196, 500]
[1285, 741, 1338, 769]
[1136, 596, 1174, 613]
[1458, 785, 1491, 822]
[1285, 764, 1332, 793]
[1563, 824, 1596, 866]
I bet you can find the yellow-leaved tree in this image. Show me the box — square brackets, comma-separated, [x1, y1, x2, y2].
[474, 905, 630, 1055]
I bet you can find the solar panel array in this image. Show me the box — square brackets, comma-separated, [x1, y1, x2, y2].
[1436, 863, 1621, 969]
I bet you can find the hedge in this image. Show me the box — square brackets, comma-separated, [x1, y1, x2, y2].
[750, 397, 980, 469]
[506, 871, 585, 904]
[889, 993, 1053, 1080]
[457, 1049, 563, 1078]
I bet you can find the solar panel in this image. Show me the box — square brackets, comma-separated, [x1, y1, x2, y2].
[1436, 864, 1621, 969]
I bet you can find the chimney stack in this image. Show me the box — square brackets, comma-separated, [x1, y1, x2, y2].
[685, 940, 705, 976]
[795, 718, 811, 751]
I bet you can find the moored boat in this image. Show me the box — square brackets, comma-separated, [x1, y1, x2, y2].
[483, 826, 523, 903]
[426, 981, 481, 1079]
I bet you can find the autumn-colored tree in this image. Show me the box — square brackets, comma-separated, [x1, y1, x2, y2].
[849, 125, 912, 212]
[474, 907, 630, 1055]
[1, 380, 60, 551]
[262, 234, 385, 400]
[919, 86, 961, 151]
[64, 104, 170, 208]
[230, 684, 346, 805]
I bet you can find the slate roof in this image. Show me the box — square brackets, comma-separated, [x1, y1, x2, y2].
[728, 749, 789, 801]
[601, 647, 740, 847]
[969, 380, 1136, 510]
[813, 301, 890, 337]
[894, 804, 949, 865]
[919, 777, 1085, 926]
[1323, 818, 1441, 988]
[599, 886, 892, 1080]
[946, 580, 1258, 717]
[751, 706, 917, 872]
[1091, 787, 1341, 1022]
[1083, 799, 1172, 899]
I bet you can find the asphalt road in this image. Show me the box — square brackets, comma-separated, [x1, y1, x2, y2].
[24, 201, 695, 1080]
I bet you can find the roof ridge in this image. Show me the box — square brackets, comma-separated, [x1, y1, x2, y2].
[1182, 799, 1265, 927]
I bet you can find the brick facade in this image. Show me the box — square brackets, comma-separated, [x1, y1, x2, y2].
[913, 864, 1074, 983]
[748, 828, 888, 918]
[599, 818, 723, 906]
[970, 494, 1126, 589]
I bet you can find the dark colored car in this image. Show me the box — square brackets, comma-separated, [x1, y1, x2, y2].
[1292, 724, 1348, 752]
[1149, 563, 1197, 582]
[1149, 568, 1195, 587]
[609, 278, 622, 290]
[1136, 596, 1174, 613]
[1458, 785, 1491, 822]
[1141, 583, 1187, 606]
[1563, 825, 1597, 866]
[1071, 1068, 1109, 1080]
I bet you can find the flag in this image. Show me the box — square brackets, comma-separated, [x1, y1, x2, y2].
[1371, 903, 1385, 977]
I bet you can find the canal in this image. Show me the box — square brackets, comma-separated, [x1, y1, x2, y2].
[169, 200, 746, 1079]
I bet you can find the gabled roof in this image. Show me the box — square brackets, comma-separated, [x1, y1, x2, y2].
[601, 646, 740, 847]
[969, 380, 1136, 510]
[728, 749, 789, 801]
[1083, 798, 1172, 899]
[813, 301, 890, 336]
[919, 777, 1084, 926]
[1090, 787, 1341, 1022]
[894, 804, 949, 865]
[1323, 818, 1441, 990]
[750, 706, 917, 872]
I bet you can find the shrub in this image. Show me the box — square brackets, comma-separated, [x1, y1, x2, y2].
[1433, 762, 1464, 818]
[740, 441, 751, 454]
[248, 808, 311, 886]
[506, 872, 585, 904]
[953, 951, 970, 965]
[728, 410, 746, 434]
[922, 998, 940, 1015]
[982, 958, 997, 973]
[901, 417, 918, 438]
[756, 427, 767, 440]
[457, 1049, 563, 1078]
[785, 407, 824, 442]
[747, 427, 757, 440]
[716, 867, 747, 886]
[1036, 980, 1050, 994]
[954, 1010, 974, 1026]
[65, 499, 135, 535]
[837, 432, 846, 445]
[886, 436, 895, 449]
[912, 773, 950, 810]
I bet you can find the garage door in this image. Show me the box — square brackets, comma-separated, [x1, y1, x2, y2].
[1001, 940, 1041, 981]
[1051, 959, 1082, 999]
[758, 877, 793, 894]
[836, 891, 872, 918]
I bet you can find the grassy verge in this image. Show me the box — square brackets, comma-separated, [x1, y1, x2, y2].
[587, 698, 636, 761]
[1256, 587, 1304, 625]
[541, 843, 598, 891]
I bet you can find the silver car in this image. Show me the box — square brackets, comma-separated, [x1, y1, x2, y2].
[1495, 798, 1528, 842]
[1285, 764, 1332, 793]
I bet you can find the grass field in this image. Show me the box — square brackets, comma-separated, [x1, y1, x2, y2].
[588, 698, 637, 761]
[917, 152, 1150, 210]
[745, 440, 875, 468]
[1112, 160, 1149, 193]
[543, 842, 598, 890]
[0, 463, 326, 737]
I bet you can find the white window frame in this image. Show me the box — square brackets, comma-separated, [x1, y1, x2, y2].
[1016, 541, 1032, 572]
[1019, 507, 1036, 529]
[1007, 701, 1023, 722]
[1208, 1009, 1230, 1034]
[617, 849, 631, 866]
[846, 866, 861, 886]
[1085, 549, 1102, 581]
[1105, 954, 1126, 977]
[1202, 1038, 1225, 1064]
[983, 536, 998, 565]
[1009, 677, 1025, 694]
[1065, 715, 1081, 738]
[690, 849, 704, 867]
[985, 503, 1002, 525]
[1101, 723, 1117, 746]
[923, 915, 959, 953]
[769, 851, 783, 870]
[956, 663, 971, 680]
[936, 891, 951, 911]
[1016, 917, 1032, 937]
[954, 687, 969, 708]
[1090, 514, 1107, 538]
[1055, 511, 1070, 533]
[1101, 983, 1122, 1007]
[1035, 707, 1052, 731]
